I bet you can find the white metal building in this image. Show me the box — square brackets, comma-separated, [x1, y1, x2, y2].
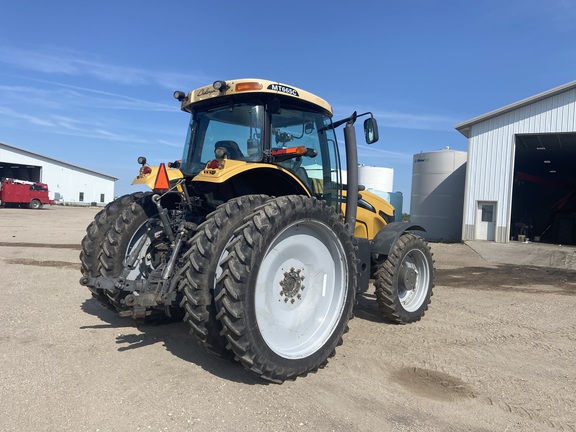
[0, 142, 116, 206]
[455, 81, 576, 245]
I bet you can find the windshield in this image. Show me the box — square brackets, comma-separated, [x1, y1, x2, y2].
[179, 100, 342, 205]
[180, 103, 264, 176]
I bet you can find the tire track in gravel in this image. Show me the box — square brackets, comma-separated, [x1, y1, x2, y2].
[0, 243, 81, 270]
[4, 258, 79, 270]
[0, 242, 81, 250]
[437, 264, 576, 295]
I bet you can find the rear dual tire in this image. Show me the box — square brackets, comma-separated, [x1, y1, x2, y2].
[100, 193, 163, 311]
[181, 194, 271, 358]
[215, 195, 358, 382]
[80, 192, 146, 307]
[81, 192, 183, 319]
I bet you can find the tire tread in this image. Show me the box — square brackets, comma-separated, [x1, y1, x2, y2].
[216, 195, 357, 382]
[373, 233, 435, 324]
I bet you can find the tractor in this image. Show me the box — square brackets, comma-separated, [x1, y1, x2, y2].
[80, 78, 434, 382]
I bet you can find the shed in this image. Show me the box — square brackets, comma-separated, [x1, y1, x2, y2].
[0, 142, 117, 206]
[455, 81, 576, 245]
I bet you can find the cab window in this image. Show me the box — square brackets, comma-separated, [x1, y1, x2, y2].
[270, 107, 341, 203]
[181, 103, 264, 176]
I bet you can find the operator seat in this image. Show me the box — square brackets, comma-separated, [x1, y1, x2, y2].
[215, 140, 244, 159]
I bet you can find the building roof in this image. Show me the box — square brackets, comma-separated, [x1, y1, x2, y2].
[454, 80, 576, 138]
[0, 142, 117, 181]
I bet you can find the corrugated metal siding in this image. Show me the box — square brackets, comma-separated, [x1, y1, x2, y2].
[0, 147, 115, 205]
[463, 88, 576, 242]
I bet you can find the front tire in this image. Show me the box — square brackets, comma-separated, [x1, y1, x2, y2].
[215, 195, 358, 382]
[373, 233, 434, 324]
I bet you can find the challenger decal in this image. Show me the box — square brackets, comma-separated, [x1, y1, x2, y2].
[267, 84, 299, 97]
[197, 87, 219, 97]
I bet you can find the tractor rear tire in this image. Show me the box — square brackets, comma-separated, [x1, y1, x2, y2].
[100, 192, 161, 310]
[181, 194, 270, 359]
[373, 233, 434, 324]
[80, 192, 145, 306]
[215, 195, 358, 382]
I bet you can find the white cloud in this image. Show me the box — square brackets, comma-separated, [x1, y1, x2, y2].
[0, 46, 206, 89]
[374, 111, 459, 132]
[0, 105, 164, 145]
[332, 104, 459, 132]
[50, 115, 83, 131]
[0, 82, 174, 112]
[0, 106, 55, 127]
[357, 144, 413, 160]
[157, 139, 182, 148]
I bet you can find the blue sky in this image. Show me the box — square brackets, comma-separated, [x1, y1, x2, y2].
[1, 0, 575, 213]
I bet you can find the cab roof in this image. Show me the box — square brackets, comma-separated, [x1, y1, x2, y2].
[180, 78, 333, 116]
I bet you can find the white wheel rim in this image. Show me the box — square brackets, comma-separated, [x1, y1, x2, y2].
[126, 222, 158, 280]
[398, 248, 430, 312]
[254, 220, 348, 359]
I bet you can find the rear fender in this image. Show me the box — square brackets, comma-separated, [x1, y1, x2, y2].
[132, 166, 184, 191]
[371, 222, 426, 256]
[194, 163, 310, 199]
[193, 160, 309, 192]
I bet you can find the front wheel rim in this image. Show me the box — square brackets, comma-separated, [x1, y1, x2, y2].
[254, 220, 348, 359]
[398, 248, 430, 312]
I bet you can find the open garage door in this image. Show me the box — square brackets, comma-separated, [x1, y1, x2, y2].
[0, 162, 42, 182]
[512, 133, 576, 245]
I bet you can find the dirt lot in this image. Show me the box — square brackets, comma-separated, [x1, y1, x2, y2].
[1, 205, 575, 432]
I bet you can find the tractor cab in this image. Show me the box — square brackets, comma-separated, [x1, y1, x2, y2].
[175, 79, 344, 205]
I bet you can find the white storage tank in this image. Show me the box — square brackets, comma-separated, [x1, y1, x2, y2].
[358, 165, 394, 192]
[410, 148, 467, 242]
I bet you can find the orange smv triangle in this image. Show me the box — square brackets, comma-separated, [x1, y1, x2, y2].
[154, 163, 170, 192]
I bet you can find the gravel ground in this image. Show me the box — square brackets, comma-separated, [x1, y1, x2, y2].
[0, 205, 575, 432]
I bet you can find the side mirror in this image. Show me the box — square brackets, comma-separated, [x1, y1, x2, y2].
[364, 118, 379, 144]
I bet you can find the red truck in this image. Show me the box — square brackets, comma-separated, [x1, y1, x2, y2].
[0, 178, 54, 209]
